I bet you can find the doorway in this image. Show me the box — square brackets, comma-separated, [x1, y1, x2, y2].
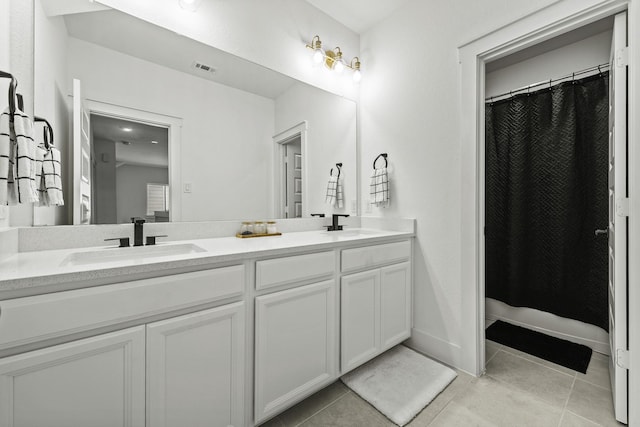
[273, 121, 308, 218]
[71, 79, 183, 224]
[90, 114, 169, 224]
[461, 1, 640, 419]
[282, 136, 302, 218]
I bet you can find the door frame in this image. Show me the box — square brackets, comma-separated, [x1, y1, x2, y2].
[273, 121, 308, 218]
[83, 99, 183, 222]
[458, 0, 639, 423]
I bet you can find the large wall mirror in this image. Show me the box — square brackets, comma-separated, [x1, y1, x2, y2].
[32, 1, 357, 225]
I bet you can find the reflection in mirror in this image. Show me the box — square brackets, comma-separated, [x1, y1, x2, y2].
[90, 115, 169, 224]
[33, 3, 357, 225]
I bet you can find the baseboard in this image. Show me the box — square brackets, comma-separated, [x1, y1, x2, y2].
[405, 328, 462, 370]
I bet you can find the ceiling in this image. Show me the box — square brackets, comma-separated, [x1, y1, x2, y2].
[63, 9, 296, 100]
[304, 0, 412, 34]
[91, 114, 169, 168]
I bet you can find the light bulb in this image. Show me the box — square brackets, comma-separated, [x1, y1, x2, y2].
[352, 69, 362, 83]
[334, 58, 345, 73]
[312, 48, 324, 65]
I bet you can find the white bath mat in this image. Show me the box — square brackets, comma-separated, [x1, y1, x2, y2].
[341, 345, 457, 426]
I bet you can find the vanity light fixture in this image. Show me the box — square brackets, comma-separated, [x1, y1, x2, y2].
[305, 35, 362, 82]
[178, 0, 202, 12]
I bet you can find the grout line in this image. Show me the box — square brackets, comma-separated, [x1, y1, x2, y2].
[291, 388, 351, 427]
[557, 375, 577, 427]
[424, 400, 458, 427]
[485, 346, 500, 365]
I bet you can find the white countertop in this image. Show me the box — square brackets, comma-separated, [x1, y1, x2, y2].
[0, 228, 413, 298]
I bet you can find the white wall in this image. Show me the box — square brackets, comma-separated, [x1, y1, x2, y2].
[93, 138, 116, 224]
[486, 29, 612, 97]
[115, 164, 168, 224]
[0, 0, 10, 227]
[33, 0, 70, 226]
[96, 0, 360, 101]
[359, 0, 559, 369]
[484, 27, 612, 354]
[275, 82, 357, 216]
[67, 37, 275, 222]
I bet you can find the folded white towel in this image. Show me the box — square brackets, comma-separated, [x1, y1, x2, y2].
[325, 174, 344, 208]
[1, 104, 38, 205]
[36, 144, 64, 207]
[0, 108, 10, 204]
[370, 167, 389, 207]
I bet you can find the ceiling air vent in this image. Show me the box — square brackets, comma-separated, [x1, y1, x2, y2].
[192, 61, 217, 74]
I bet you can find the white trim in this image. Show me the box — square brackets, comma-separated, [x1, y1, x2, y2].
[405, 328, 462, 372]
[84, 99, 183, 222]
[459, 0, 630, 376]
[272, 121, 308, 218]
[627, 1, 640, 425]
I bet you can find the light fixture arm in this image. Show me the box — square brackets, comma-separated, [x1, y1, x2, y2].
[348, 57, 361, 71]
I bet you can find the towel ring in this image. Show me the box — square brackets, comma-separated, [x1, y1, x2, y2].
[35, 116, 54, 150]
[373, 153, 388, 170]
[330, 163, 342, 178]
[0, 70, 18, 116]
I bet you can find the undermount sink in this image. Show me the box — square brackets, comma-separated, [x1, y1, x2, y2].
[60, 243, 207, 267]
[322, 229, 380, 237]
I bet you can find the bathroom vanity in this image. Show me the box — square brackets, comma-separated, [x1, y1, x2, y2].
[0, 222, 413, 427]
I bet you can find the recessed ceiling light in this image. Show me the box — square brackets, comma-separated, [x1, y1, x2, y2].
[121, 127, 133, 132]
[151, 140, 159, 144]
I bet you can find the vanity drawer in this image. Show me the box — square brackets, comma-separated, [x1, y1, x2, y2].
[256, 251, 335, 291]
[341, 240, 411, 273]
[0, 265, 244, 351]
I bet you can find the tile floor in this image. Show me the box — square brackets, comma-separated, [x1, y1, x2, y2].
[261, 340, 623, 427]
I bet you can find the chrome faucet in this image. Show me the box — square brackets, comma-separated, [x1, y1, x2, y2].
[131, 217, 145, 247]
[327, 214, 349, 231]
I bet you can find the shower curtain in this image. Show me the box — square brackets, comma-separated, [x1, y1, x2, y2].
[485, 72, 609, 330]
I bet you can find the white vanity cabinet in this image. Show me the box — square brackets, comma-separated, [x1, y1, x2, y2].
[0, 265, 245, 427]
[0, 326, 146, 427]
[340, 241, 412, 374]
[146, 302, 245, 427]
[254, 279, 337, 424]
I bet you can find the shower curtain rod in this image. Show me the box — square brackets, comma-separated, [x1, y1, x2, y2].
[485, 62, 610, 102]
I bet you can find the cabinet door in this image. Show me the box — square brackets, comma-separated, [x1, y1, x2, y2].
[255, 280, 336, 423]
[341, 270, 380, 373]
[380, 262, 412, 350]
[0, 326, 145, 427]
[146, 302, 245, 427]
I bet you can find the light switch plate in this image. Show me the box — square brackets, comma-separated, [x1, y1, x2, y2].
[183, 183, 192, 193]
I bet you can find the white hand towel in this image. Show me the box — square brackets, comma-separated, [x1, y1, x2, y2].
[0, 108, 10, 204]
[2, 105, 38, 205]
[39, 145, 64, 206]
[325, 175, 344, 208]
[370, 167, 389, 207]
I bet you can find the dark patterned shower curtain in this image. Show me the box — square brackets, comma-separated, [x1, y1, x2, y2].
[485, 72, 609, 330]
